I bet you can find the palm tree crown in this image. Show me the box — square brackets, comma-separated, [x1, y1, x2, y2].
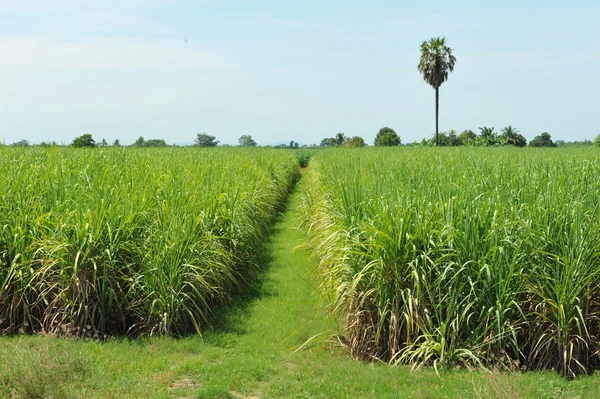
[334, 132, 348, 146]
[501, 125, 527, 147]
[418, 37, 456, 89]
[501, 125, 518, 140]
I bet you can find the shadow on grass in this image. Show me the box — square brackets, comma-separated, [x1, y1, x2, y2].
[202, 171, 302, 340]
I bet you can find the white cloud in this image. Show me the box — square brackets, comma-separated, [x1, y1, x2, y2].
[0, 35, 233, 71]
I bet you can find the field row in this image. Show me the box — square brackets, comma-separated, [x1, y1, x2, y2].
[301, 147, 600, 376]
[0, 147, 298, 336]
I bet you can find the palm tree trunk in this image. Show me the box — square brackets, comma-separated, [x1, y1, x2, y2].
[435, 87, 439, 146]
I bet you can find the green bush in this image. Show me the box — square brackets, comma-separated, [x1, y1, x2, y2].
[296, 150, 312, 168]
[374, 127, 401, 146]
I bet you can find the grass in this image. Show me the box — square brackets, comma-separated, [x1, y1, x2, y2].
[2, 168, 600, 398]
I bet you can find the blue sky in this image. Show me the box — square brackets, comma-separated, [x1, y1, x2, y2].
[0, 0, 598, 145]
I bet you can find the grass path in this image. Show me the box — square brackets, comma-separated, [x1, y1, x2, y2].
[1, 170, 600, 398]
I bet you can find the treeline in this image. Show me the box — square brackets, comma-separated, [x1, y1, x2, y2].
[4, 135, 169, 148]
[414, 126, 549, 147]
[320, 127, 600, 148]
[411, 127, 599, 148]
[5, 130, 600, 149]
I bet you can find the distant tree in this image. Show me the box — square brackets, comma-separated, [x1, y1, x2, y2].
[38, 141, 59, 147]
[500, 125, 517, 143]
[134, 136, 145, 147]
[418, 37, 457, 146]
[458, 129, 477, 144]
[558, 140, 593, 147]
[374, 127, 401, 146]
[238, 135, 257, 147]
[131, 137, 168, 147]
[333, 133, 348, 147]
[513, 134, 527, 147]
[71, 134, 96, 148]
[594, 134, 600, 147]
[113, 139, 121, 147]
[345, 136, 366, 148]
[144, 139, 169, 147]
[475, 126, 506, 147]
[11, 139, 30, 147]
[479, 126, 495, 139]
[194, 133, 219, 147]
[431, 130, 461, 146]
[320, 138, 334, 147]
[432, 131, 450, 146]
[501, 125, 527, 147]
[529, 132, 557, 147]
[447, 129, 463, 146]
[99, 138, 108, 147]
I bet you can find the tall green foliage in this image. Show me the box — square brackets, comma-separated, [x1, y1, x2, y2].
[301, 147, 600, 377]
[0, 147, 297, 337]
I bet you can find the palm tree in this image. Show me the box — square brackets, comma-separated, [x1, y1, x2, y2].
[502, 125, 519, 145]
[501, 125, 527, 147]
[333, 132, 348, 147]
[418, 37, 456, 146]
[501, 125, 518, 141]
